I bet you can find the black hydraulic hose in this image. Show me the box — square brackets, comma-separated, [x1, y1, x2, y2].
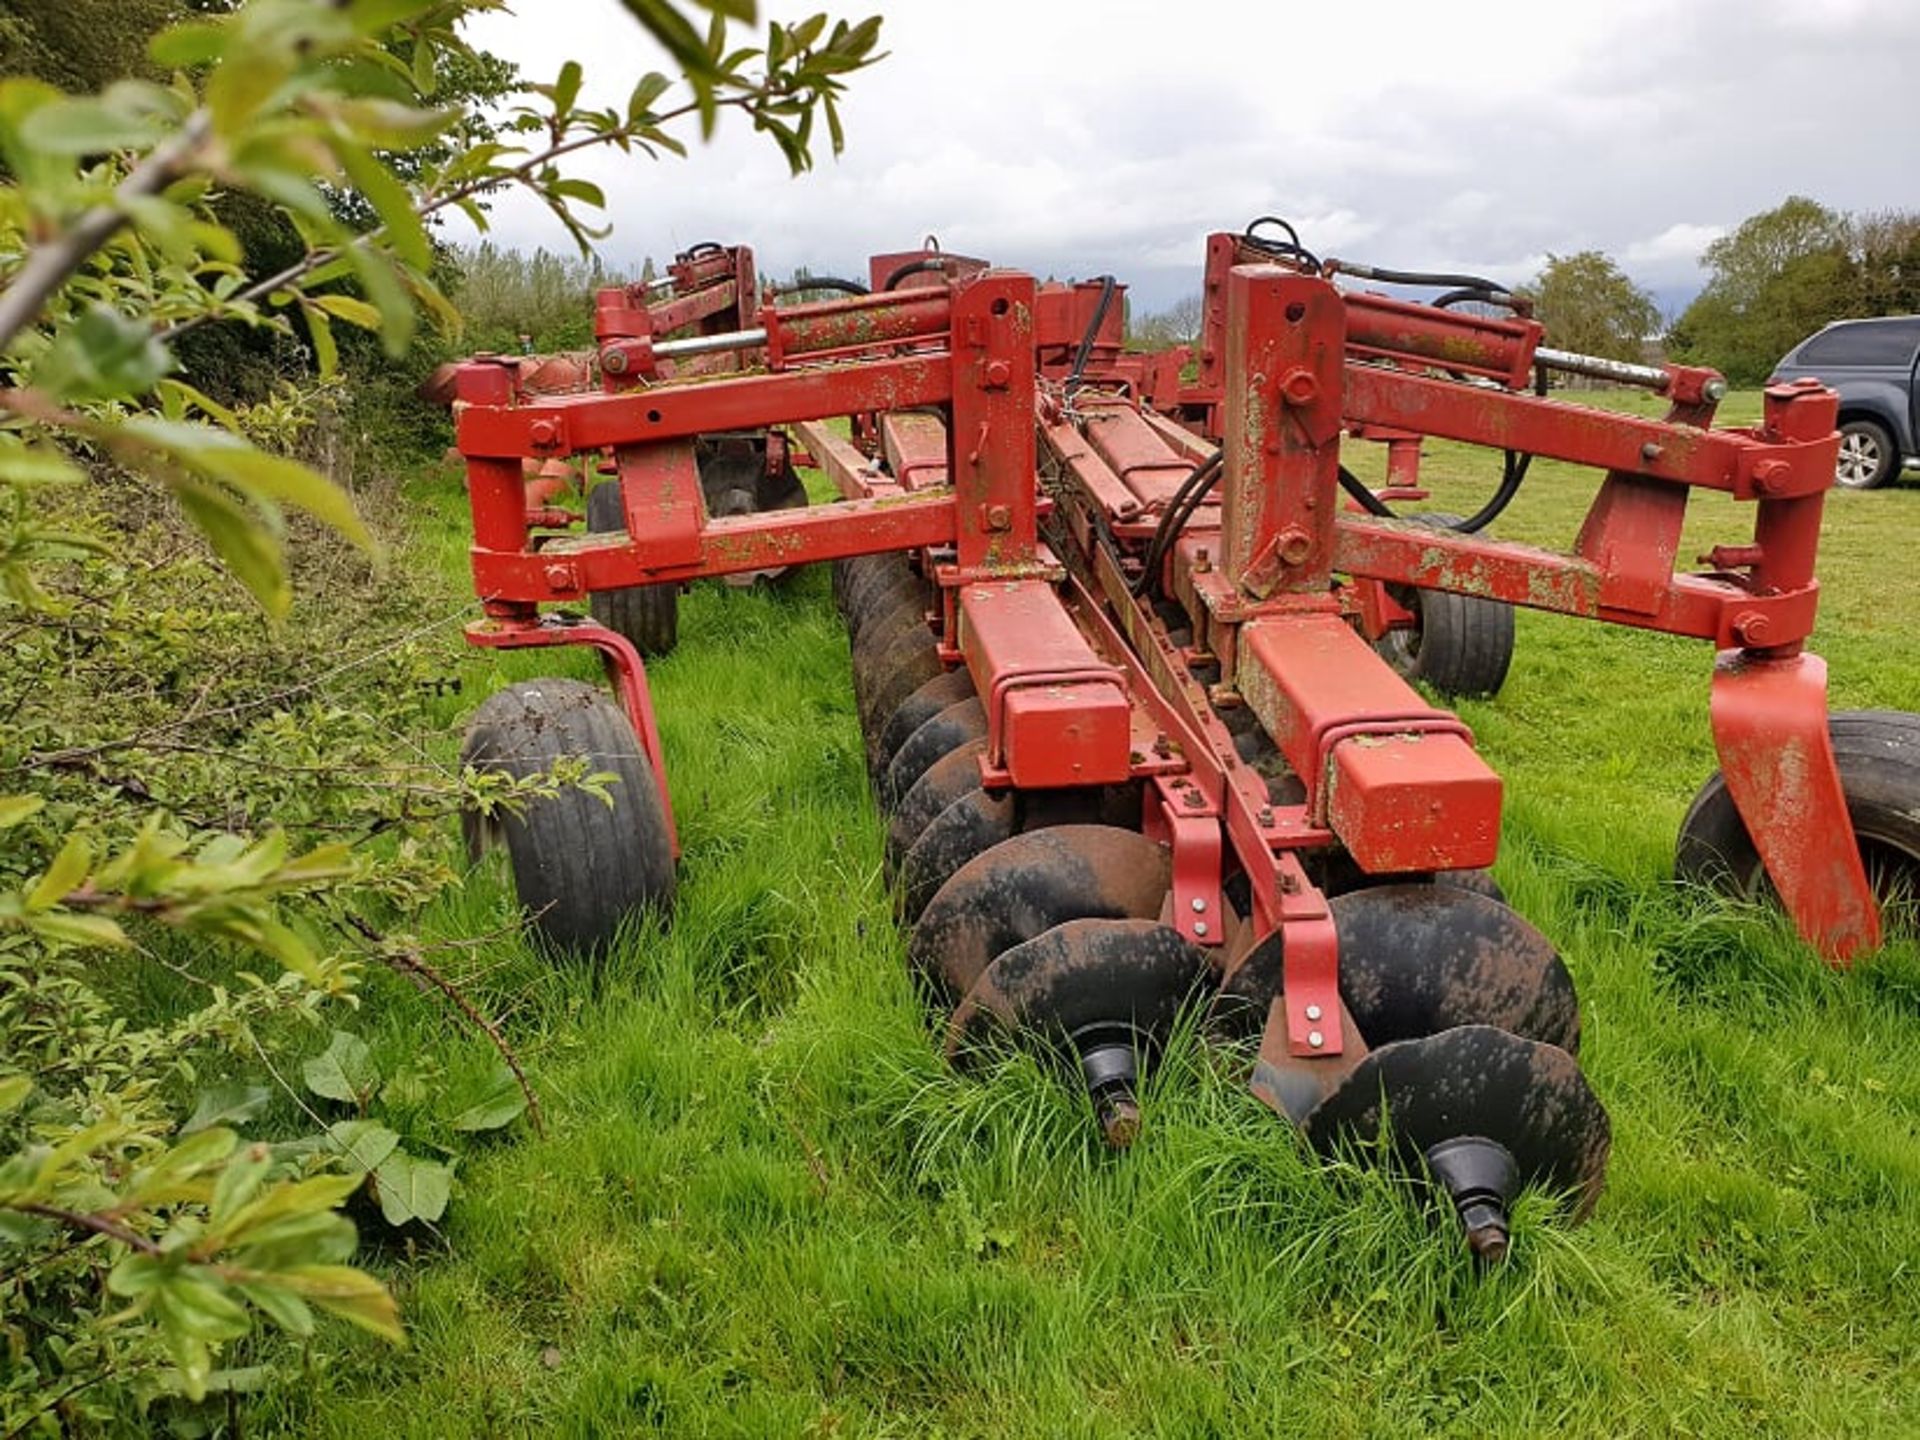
[1325, 258, 1512, 297]
[1065, 275, 1118, 393]
[1339, 450, 1533, 534]
[1241, 215, 1322, 271]
[772, 276, 871, 298]
[1131, 450, 1224, 597]
[882, 256, 948, 291]
[681, 240, 724, 259]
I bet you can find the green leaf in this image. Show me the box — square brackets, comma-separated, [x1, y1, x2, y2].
[150, 20, 230, 69]
[184, 1081, 271, 1135]
[211, 1145, 274, 1219]
[0, 795, 46, 828]
[34, 305, 175, 402]
[0, 437, 82, 486]
[370, 1149, 452, 1226]
[334, 139, 431, 271]
[169, 476, 290, 619]
[26, 833, 91, 912]
[305, 302, 338, 379]
[313, 294, 383, 330]
[691, 0, 757, 19]
[279, 1264, 404, 1343]
[0, 1075, 31, 1115]
[19, 94, 168, 154]
[27, 911, 131, 950]
[324, 1120, 399, 1174]
[236, 1280, 315, 1337]
[303, 1031, 378, 1105]
[444, 1066, 528, 1133]
[550, 61, 584, 117]
[124, 418, 376, 554]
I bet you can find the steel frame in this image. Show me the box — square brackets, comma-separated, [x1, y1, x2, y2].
[451, 244, 1883, 1099]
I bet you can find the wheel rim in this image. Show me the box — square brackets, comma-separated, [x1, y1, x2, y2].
[1836, 432, 1882, 488]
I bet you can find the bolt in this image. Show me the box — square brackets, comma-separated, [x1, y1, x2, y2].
[543, 564, 573, 591]
[1257, 807, 1275, 827]
[529, 419, 559, 448]
[1752, 459, 1792, 496]
[601, 346, 629, 375]
[1308, 1030, 1325, 1049]
[984, 358, 1013, 388]
[1183, 789, 1205, 808]
[1193, 920, 1208, 937]
[1641, 441, 1663, 463]
[1191, 897, 1207, 913]
[1733, 611, 1773, 647]
[1277, 528, 1314, 567]
[1279, 367, 1319, 406]
[985, 503, 1011, 530]
[1305, 1003, 1322, 1022]
[1194, 547, 1211, 573]
[1704, 377, 1728, 402]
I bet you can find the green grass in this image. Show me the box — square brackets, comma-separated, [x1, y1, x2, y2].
[256, 397, 1920, 1438]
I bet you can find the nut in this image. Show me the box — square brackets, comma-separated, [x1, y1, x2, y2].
[1277, 528, 1314, 567]
[1279, 367, 1319, 406]
[983, 358, 1013, 388]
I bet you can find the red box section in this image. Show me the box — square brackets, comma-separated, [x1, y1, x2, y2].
[958, 580, 1130, 789]
[1002, 686, 1132, 789]
[1329, 734, 1501, 873]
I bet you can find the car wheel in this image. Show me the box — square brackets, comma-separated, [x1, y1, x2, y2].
[1835, 419, 1897, 490]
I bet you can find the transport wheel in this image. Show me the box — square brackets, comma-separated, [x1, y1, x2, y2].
[701, 450, 811, 586]
[947, 919, 1207, 1148]
[460, 679, 675, 956]
[586, 481, 680, 658]
[1834, 419, 1897, 490]
[1372, 514, 1514, 698]
[1221, 883, 1605, 1260]
[1676, 710, 1920, 930]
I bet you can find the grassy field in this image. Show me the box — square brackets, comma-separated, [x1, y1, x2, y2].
[253, 392, 1920, 1437]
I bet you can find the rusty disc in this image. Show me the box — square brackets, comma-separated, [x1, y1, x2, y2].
[893, 782, 1147, 927]
[833, 553, 898, 614]
[857, 643, 945, 753]
[874, 668, 976, 781]
[946, 917, 1207, 1068]
[1302, 1023, 1610, 1221]
[895, 788, 1016, 926]
[880, 699, 986, 811]
[886, 741, 986, 876]
[1216, 883, 1579, 1054]
[908, 826, 1173, 1002]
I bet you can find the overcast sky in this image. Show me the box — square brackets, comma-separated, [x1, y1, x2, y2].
[456, 0, 1920, 317]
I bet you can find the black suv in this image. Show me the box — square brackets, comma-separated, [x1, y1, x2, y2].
[1770, 316, 1919, 489]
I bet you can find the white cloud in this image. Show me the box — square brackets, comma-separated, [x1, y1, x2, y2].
[450, 0, 1920, 309]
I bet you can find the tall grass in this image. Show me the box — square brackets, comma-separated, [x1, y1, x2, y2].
[252, 397, 1920, 1438]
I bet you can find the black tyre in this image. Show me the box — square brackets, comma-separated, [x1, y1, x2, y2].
[460, 679, 675, 956]
[586, 481, 679, 657]
[1372, 514, 1515, 699]
[1676, 710, 1920, 929]
[1835, 418, 1898, 490]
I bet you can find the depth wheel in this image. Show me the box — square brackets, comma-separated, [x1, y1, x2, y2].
[586, 481, 680, 657]
[1372, 514, 1514, 698]
[460, 679, 675, 956]
[1676, 709, 1920, 931]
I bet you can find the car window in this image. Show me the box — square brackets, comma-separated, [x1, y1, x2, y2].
[1795, 320, 1920, 367]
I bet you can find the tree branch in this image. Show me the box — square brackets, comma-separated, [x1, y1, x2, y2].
[0, 112, 213, 354]
[345, 913, 547, 1140]
[9, 1201, 165, 1256]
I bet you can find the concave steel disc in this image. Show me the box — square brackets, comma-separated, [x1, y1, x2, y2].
[1302, 1023, 1610, 1220]
[908, 826, 1172, 1002]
